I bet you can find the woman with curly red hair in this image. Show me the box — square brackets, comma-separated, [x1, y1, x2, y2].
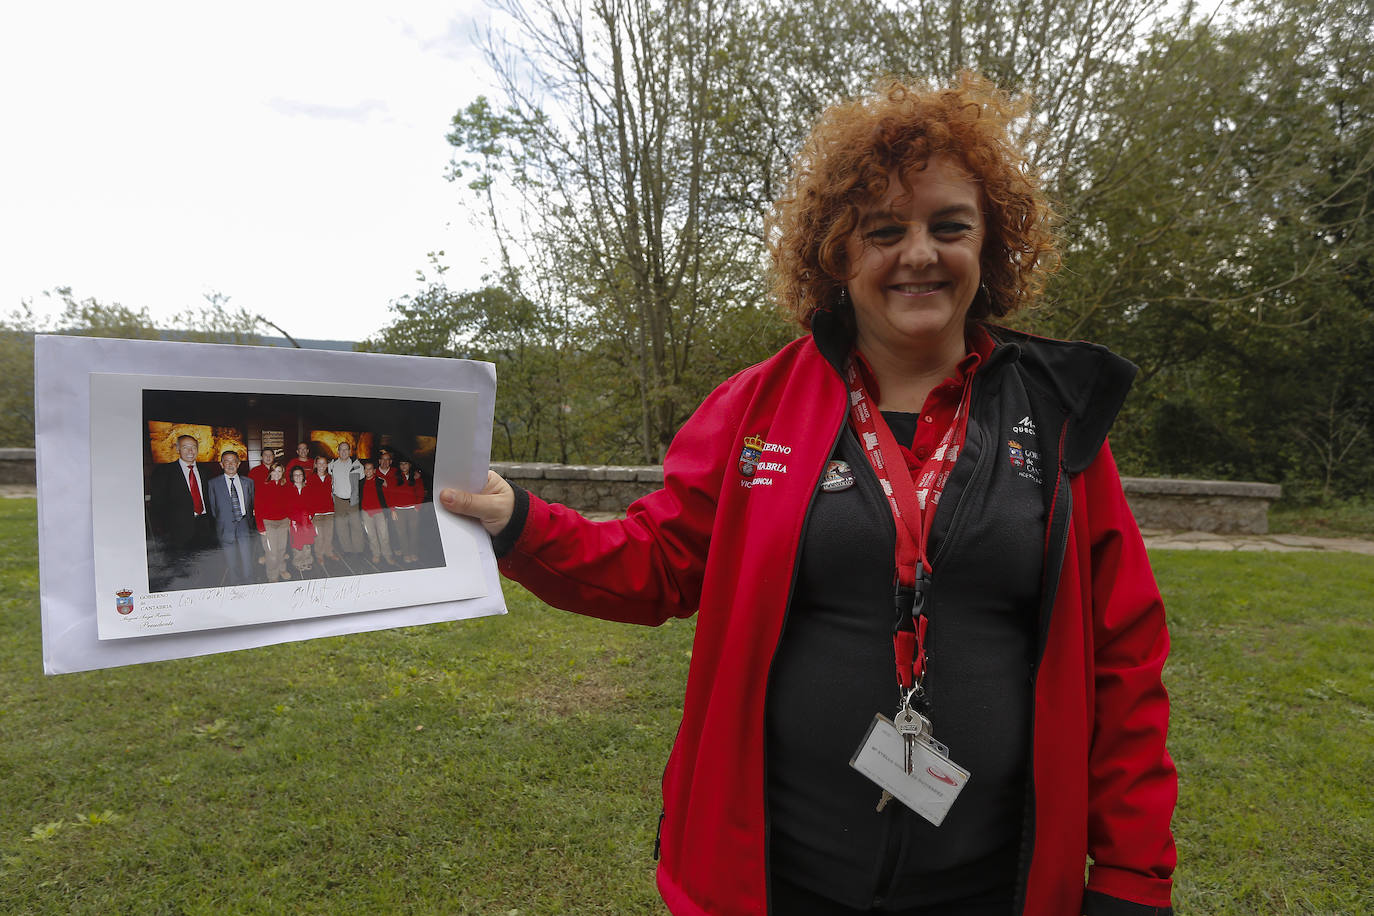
[442, 74, 1175, 916]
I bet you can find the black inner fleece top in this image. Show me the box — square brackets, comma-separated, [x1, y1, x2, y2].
[766, 409, 1041, 911]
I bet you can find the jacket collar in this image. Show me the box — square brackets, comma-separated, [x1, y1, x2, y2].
[810, 307, 1011, 381]
[985, 326, 1137, 474]
[810, 310, 1137, 474]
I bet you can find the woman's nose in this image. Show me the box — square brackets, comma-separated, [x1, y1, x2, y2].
[897, 228, 937, 268]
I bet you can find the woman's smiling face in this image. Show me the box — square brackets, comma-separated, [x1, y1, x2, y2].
[844, 154, 985, 361]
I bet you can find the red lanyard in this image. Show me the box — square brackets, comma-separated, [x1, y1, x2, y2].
[845, 355, 973, 693]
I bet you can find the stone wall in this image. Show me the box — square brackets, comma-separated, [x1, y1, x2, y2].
[0, 450, 1280, 533]
[1120, 477, 1281, 535]
[492, 462, 663, 514]
[0, 448, 36, 485]
[493, 461, 1283, 534]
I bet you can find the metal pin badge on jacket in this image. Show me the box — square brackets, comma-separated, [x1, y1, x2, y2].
[821, 459, 855, 492]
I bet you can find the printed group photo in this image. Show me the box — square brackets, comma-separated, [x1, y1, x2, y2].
[80, 363, 494, 643]
[37, 335, 501, 672]
[142, 388, 443, 594]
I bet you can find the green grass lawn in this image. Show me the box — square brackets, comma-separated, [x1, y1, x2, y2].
[1269, 498, 1374, 539]
[2, 497, 1371, 914]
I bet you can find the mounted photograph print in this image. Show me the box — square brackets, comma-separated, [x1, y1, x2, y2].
[35, 335, 505, 674]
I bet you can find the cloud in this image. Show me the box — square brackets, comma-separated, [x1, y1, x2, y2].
[267, 97, 391, 123]
[417, 13, 486, 60]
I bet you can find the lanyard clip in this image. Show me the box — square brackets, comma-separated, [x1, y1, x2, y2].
[893, 562, 930, 693]
[893, 561, 927, 631]
[894, 581, 916, 632]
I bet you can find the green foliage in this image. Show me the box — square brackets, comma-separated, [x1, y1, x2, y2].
[362, 259, 631, 463]
[445, 0, 806, 463]
[0, 289, 269, 448]
[1035, 0, 1374, 498]
[52, 300, 161, 340]
[2, 502, 1373, 911]
[0, 312, 39, 448]
[1269, 497, 1374, 538]
[172, 292, 266, 346]
[362, 0, 1374, 493]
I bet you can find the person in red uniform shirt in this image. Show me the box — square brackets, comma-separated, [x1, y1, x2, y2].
[374, 449, 397, 489]
[390, 455, 424, 564]
[307, 455, 339, 562]
[285, 441, 314, 479]
[255, 461, 292, 581]
[359, 458, 395, 566]
[248, 448, 278, 572]
[438, 74, 1176, 916]
[247, 447, 276, 490]
[285, 465, 317, 573]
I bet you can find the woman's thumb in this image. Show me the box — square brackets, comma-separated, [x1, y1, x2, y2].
[439, 471, 514, 535]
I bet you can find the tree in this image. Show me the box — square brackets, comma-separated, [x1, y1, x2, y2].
[449, 0, 802, 462]
[0, 288, 278, 447]
[446, 0, 1194, 462]
[362, 256, 607, 463]
[0, 305, 43, 448]
[174, 292, 266, 346]
[1032, 0, 1374, 497]
[426, 0, 1372, 496]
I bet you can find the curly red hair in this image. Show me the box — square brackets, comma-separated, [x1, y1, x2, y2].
[767, 73, 1057, 329]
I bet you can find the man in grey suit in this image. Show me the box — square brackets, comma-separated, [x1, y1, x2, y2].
[206, 450, 257, 585]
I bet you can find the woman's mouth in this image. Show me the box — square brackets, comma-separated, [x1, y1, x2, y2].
[890, 282, 944, 295]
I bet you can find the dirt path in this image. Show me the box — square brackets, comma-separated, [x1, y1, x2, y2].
[1140, 529, 1374, 556]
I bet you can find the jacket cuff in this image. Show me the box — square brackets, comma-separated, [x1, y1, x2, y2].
[1083, 890, 1173, 916]
[489, 484, 530, 558]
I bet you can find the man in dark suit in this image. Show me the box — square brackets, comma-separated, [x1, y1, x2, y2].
[206, 449, 257, 585]
[148, 434, 216, 591]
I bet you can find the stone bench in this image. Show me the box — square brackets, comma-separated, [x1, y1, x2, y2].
[1120, 477, 1281, 535]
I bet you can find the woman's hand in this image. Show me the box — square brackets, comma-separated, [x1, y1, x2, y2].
[440, 470, 515, 535]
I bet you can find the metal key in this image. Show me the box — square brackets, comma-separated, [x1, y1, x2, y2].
[876, 790, 894, 812]
[894, 704, 931, 775]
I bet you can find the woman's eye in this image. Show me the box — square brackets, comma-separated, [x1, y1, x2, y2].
[934, 222, 973, 237]
[866, 224, 904, 242]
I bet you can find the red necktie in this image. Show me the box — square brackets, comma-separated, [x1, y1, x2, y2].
[187, 465, 203, 514]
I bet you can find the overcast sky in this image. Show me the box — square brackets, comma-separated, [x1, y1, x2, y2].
[0, 1, 503, 344]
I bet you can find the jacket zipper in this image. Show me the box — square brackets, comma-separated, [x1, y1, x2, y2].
[840, 376, 1005, 906]
[760, 375, 850, 916]
[927, 344, 1016, 574]
[1012, 421, 1075, 914]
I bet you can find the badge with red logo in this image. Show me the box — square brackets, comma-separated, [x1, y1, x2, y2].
[850, 714, 970, 826]
[115, 589, 135, 615]
[738, 435, 764, 478]
[926, 765, 959, 786]
[1008, 439, 1025, 468]
[1008, 437, 1041, 484]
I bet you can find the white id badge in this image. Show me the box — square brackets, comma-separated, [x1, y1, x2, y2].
[849, 714, 971, 826]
